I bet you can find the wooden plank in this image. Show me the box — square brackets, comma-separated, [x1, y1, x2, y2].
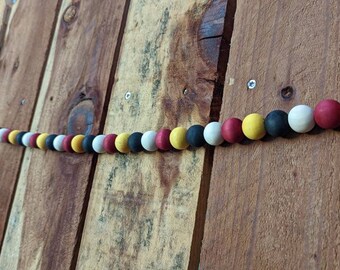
[0, 0, 61, 247]
[0, 0, 127, 269]
[201, 0, 340, 269]
[77, 0, 228, 269]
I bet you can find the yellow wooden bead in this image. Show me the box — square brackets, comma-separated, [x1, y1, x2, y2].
[71, 135, 85, 153]
[242, 113, 266, 140]
[170, 127, 189, 150]
[8, 130, 20, 144]
[115, 133, 130, 153]
[36, 133, 49, 150]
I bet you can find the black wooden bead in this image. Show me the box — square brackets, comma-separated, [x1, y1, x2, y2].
[264, 110, 290, 137]
[45, 134, 58, 150]
[186, 125, 205, 147]
[16, 131, 27, 146]
[128, 132, 143, 153]
[82, 135, 96, 153]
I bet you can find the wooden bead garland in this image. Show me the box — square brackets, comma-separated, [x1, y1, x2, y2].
[1, 99, 340, 155]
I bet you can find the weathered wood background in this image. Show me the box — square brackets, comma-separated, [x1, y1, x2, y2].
[0, 0, 339, 269]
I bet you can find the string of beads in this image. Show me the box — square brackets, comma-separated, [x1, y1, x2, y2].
[1, 99, 340, 154]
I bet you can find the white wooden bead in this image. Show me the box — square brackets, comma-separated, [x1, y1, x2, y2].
[21, 132, 34, 147]
[92, 135, 106, 153]
[53, 135, 66, 151]
[204, 122, 224, 146]
[0, 128, 9, 143]
[288, 105, 315, 133]
[141, 131, 157, 151]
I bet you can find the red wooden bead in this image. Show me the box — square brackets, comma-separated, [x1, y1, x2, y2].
[221, 118, 245, 143]
[1, 129, 12, 143]
[155, 128, 172, 151]
[314, 99, 340, 129]
[103, 134, 117, 154]
[29, 133, 40, 148]
[62, 135, 75, 153]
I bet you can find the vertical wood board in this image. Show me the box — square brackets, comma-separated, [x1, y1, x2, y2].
[0, 0, 61, 246]
[77, 0, 227, 269]
[0, 0, 127, 269]
[201, 0, 340, 269]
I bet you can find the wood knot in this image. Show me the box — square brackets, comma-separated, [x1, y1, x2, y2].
[67, 100, 94, 135]
[63, 5, 78, 24]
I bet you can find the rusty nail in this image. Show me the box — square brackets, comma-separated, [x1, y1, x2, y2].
[63, 5, 77, 23]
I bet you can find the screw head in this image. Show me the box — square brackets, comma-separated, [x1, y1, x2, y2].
[20, 99, 26, 105]
[183, 88, 188, 95]
[247, 79, 256, 90]
[125, 92, 131, 100]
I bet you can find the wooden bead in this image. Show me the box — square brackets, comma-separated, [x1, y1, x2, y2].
[62, 135, 75, 153]
[17, 132, 25, 145]
[314, 99, 340, 129]
[29, 133, 40, 148]
[288, 105, 315, 133]
[221, 118, 244, 143]
[155, 129, 172, 151]
[115, 133, 130, 153]
[264, 110, 290, 137]
[45, 134, 58, 150]
[71, 135, 85, 153]
[141, 131, 157, 152]
[103, 134, 117, 154]
[204, 122, 224, 146]
[16, 131, 27, 146]
[22, 132, 34, 147]
[36, 133, 49, 150]
[242, 113, 266, 140]
[92, 135, 106, 153]
[82, 135, 96, 153]
[186, 125, 205, 147]
[128, 132, 144, 153]
[170, 127, 189, 150]
[8, 130, 20, 144]
[2, 129, 12, 143]
[0, 128, 9, 143]
[53, 135, 66, 151]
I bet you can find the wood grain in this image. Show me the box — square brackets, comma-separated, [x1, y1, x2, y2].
[0, 0, 127, 269]
[0, 0, 61, 247]
[77, 0, 227, 269]
[201, 0, 340, 269]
